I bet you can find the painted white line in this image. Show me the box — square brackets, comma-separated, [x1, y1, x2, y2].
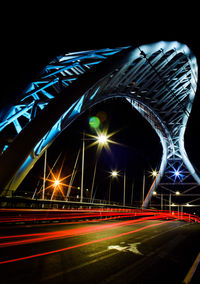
[107, 242, 143, 255]
[127, 243, 143, 255]
[142, 222, 189, 244]
[108, 245, 128, 252]
[42, 250, 118, 281]
[183, 252, 200, 284]
[88, 249, 109, 258]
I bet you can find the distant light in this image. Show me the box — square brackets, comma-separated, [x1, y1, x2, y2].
[89, 116, 100, 129]
[175, 191, 180, 195]
[54, 179, 60, 186]
[168, 166, 184, 181]
[175, 170, 180, 177]
[111, 171, 118, 177]
[97, 134, 108, 144]
[152, 170, 158, 177]
[153, 191, 157, 195]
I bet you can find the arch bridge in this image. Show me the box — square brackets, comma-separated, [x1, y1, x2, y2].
[0, 41, 199, 208]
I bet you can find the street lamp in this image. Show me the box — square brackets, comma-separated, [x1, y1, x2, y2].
[175, 170, 180, 177]
[90, 132, 109, 202]
[84, 128, 119, 203]
[109, 170, 119, 204]
[51, 179, 61, 200]
[54, 179, 60, 187]
[90, 130, 119, 203]
[152, 170, 158, 177]
[97, 134, 108, 144]
[150, 170, 163, 209]
[142, 169, 158, 207]
[111, 170, 118, 177]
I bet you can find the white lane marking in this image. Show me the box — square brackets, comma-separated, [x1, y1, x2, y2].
[183, 252, 200, 284]
[108, 242, 143, 255]
[43, 251, 119, 281]
[127, 242, 143, 255]
[108, 245, 128, 252]
[142, 222, 189, 244]
[88, 249, 109, 258]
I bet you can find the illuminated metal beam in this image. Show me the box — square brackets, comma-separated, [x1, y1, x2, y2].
[0, 46, 133, 195]
[0, 42, 199, 209]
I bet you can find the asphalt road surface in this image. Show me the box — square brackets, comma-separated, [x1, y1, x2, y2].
[0, 218, 200, 284]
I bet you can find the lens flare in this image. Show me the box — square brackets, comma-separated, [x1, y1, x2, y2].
[97, 134, 108, 144]
[89, 116, 100, 129]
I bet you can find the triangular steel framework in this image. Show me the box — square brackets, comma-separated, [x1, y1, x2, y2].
[0, 41, 199, 208]
[150, 158, 200, 208]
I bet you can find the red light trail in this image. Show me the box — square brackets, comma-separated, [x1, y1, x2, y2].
[0, 217, 163, 248]
[0, 208, 199, 224]
[0, 219, 170, 265]
[0, 207, 198, 265]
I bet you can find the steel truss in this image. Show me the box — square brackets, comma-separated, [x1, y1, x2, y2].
[0, 41, 199, 208]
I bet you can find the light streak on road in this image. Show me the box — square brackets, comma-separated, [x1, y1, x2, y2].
[0, 217, 165, 248]
[0, 208, 199, 224]
[0, 207, 199, 266]
[0, 220, 170, 265]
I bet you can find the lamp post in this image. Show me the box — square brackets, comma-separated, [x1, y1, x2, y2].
[109, 170, 118, 204]
[80, 132, 85, 203]
[142, 171, 145, 205]
[90, 133, 108, 203]
[161, 193, 163, 210]
[51, 179, 60, 200]
[131, 181, 134, 206]
[143, 169, 158, 207]
[123, 170, 126, 207]
[85, 126, 118, 203]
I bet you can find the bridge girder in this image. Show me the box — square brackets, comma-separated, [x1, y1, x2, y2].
[0, 41, 199, 207]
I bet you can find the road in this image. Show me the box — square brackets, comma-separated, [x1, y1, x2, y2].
[0, 218, 200, 284]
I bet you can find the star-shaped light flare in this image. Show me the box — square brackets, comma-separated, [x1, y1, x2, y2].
[42, 160, 75, 199]
[85, 127, 120, 154]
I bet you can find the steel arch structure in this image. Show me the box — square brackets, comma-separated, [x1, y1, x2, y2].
[0, 41, 199, 207]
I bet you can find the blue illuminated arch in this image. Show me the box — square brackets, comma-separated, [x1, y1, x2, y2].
[0, 42, 199, 208]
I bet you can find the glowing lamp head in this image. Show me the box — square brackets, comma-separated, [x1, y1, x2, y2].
[111, 170, 118, 177]
[152, 170, 158, 177]
[175, 170, 180, 177]
[54, 179, 60, 186]
[97, 134, 108, 144]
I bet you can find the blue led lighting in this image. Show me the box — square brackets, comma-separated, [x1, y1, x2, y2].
[168, 164, 185, 182]
[0, 42, 199, 204]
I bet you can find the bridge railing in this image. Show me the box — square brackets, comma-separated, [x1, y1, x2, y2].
[0, 190, 139, 209]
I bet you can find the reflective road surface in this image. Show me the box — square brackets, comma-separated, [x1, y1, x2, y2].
[0, 218, 200, 283]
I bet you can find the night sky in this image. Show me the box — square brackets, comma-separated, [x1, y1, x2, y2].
[1, 13, 200, 207]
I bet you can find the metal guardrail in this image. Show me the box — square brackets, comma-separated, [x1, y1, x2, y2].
[0, 195, 139, 210]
